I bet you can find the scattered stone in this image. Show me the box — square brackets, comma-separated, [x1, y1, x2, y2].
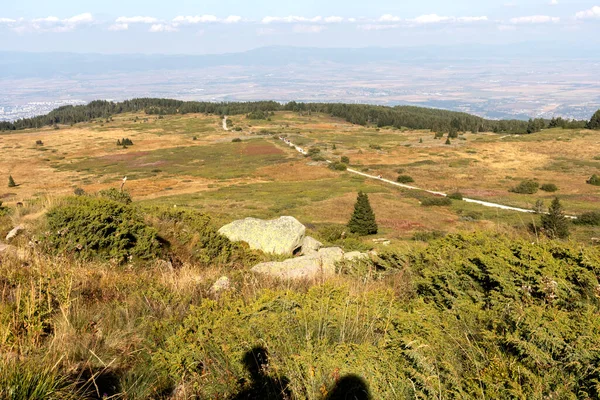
[5, 225, 24, 242]
[343, 251, 370, 261]
[210, 276, 231, 294]
[591, 237, 600, 245]
[252, 247, 344, 280]
[218, 216, 306, 255]
[300, 236, 322, 255]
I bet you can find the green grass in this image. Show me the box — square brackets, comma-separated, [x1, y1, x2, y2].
[59, 139, 291, 180]
[143, 175, 388, 223]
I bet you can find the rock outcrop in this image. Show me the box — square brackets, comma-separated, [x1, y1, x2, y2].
[210, 276, 231, 294]
[252, 247, 345, 280]
[300, 236, 322, 255]
[218, 216, 306, 255]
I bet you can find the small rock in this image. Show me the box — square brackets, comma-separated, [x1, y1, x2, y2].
[210, 276, 231, 294]
[300, 236, 322, 255]
[5, 225, 24, 242]
[155, 259, 173, 270]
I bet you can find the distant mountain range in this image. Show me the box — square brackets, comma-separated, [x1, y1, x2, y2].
[1, 43, 598, 78]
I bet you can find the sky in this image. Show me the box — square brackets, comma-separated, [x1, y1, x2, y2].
[0, 0, 599, 54]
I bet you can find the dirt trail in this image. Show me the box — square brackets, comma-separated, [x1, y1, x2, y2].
[221, 123, 573, 217]
[222, 116, 229, 131]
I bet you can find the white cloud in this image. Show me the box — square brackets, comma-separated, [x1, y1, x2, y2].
[348, 17, 357, 23]
[293, 24, 325, 33]
[358, 24, 399, 31]
[262, 15, 323, 24]
[64, 13, 93, 24]
[149, 23, 178, 32]
[223, 15, 242, 23]
[172, 15, 218, 24]
[379, 14, 401, 22]
[324, 16, 344, 23]
[32, 16, 60, 23]
[575, 6, 600, 19]
[10, 13, 94, 33]
[550, 0, 558, 5]
[410, 14, 488, 24]
[0, 18, 16, 23]
[116, 16, 158, 24]
[109, 23, 128, 31]
[510, 15, 560, 24]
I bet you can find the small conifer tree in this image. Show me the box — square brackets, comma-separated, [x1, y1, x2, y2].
[541, 197, 570, 239]
[8, 175, 16, 188]
[445, 137, 451, 145]
[348, 191, 378, 235]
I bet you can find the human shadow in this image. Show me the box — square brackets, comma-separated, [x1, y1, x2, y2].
[231, 346, 292, 400]
[325, 374, 371, 400]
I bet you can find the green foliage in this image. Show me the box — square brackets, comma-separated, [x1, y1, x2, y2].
[396, 175, 414, 184]
[445, 137, 451, 145]
[510, 179, 539, 194]
[35, 139, 44, 146]
[73, 187, 85, 196]
[0, 360, 76, 400]
[246, 110, 270, 120]
[412, 230, 446, 242]
[147, 207, 252, 266]
[587, 109, 600, 130]
[447, 192, 464, 200]
[328, 161, 347, 171]
[117, 138, 134, 146]
[541, 197, 570, 239]
[98, 188, 132, 204]
[340, 156, 350, 164]
[43, 196, 162, 263]
[347, 192, 378, 236]
[540, 183, 558, 192]
[8, 175, 16, 188]
[421, 197, 452, 207]
[232, 138, 242, 143]
[574, 211, 600, 226]
[587, 174, 600, 186]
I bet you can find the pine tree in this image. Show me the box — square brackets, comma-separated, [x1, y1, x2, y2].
[8, 175, 16, 188]
[541, 197, 570, 239]
[445, 137, 451, 145]
[587, 109, 600, 130]
[348, 192, 378, 235]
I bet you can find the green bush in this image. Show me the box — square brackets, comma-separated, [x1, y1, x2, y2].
[232, 138, 242, 143]
[341, 156, 350, 164]
[147, 207, 251, 266]
[397, 175, 414, 184]
[0, 360, 77, 400]
[447, 192, 464, 200]
[98, 188, 132, 204]
[8, 175, 16, 188]
[412, 230, 446, 242]
[587, 174, 600, 186]
[421, 197, 452, 207]
[510, 179, 539, 194]
[328, 161, 347, 171]
[540, 183, 558, 192]
[43, 196, 161, 263]
[574, 211, 600, 226]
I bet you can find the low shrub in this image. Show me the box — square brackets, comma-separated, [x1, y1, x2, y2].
[98, 188, 132, 204]
[510, 179, 539, 194]
[146, 207, 252, 266]
[397, 175, 414, 184]
[574, 211, 600, 226]
[328, 162, 347, 171]
[412, 230, 446, 242]
[341, 156, 350, 164]
[232, 138, 242, 143]
[540, 183, 558, 192]
[587, 174, 600, 186]
[421, 197, 452, 207]
[43, 196, 161, 263]
[447, 192, 464, 200]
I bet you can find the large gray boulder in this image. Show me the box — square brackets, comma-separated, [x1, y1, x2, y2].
[252, 247, 344, 280]
[218, 216, 306, 255]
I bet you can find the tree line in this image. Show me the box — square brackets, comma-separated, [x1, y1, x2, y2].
[0, 98, 595, 134]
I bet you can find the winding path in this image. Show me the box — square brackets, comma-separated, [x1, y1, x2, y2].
[220, 121, 572, 217]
